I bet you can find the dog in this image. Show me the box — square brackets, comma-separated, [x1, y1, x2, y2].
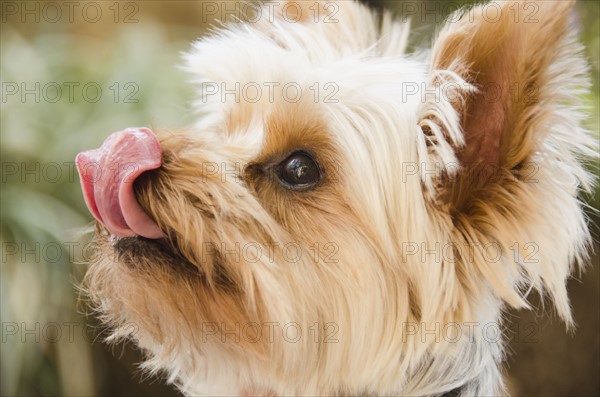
[76, 1, 595, 395]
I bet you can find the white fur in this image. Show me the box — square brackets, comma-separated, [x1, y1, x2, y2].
[87, 1, 595, 396]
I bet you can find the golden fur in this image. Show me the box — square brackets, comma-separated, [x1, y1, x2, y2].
[82, 1, 595, 395]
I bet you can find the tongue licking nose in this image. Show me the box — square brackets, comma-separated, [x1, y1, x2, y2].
[76, 127, 165, 239]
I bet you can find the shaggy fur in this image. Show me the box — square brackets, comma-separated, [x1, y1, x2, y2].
[81, 1, 595, 395]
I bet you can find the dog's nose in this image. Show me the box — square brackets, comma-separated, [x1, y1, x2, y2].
[75, 127, 166, 239]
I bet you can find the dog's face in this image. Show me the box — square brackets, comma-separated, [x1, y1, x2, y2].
[77, 1, 593, 395]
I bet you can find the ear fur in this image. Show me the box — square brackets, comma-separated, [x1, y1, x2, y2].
[420, 0, 596, 324]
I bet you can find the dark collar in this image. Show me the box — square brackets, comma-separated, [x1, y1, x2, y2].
[441, 386, 463, 397]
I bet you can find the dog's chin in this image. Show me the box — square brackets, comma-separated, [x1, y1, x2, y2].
[111, 235, 200, 276]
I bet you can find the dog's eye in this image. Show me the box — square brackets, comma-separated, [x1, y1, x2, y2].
[276, 151, 322, 190]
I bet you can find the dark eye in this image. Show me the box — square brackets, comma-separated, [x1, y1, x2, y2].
[276, 151, 322, 190]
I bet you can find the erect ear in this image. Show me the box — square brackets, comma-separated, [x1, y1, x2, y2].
[421, 0, 592, 200]
[419, 1, 594, 323]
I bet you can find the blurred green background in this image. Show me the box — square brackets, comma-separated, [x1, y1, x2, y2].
[1, 1, 598, 396]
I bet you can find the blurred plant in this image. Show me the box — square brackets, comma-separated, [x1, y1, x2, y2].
[1, 19, 193, 396]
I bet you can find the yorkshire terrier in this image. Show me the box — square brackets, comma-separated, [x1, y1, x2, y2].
[76, 1, 595, 395]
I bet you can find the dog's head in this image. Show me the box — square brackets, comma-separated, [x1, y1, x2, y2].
[77, 1, 594, 395]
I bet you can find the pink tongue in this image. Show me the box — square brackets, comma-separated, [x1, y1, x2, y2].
[76, 127, 165, 239]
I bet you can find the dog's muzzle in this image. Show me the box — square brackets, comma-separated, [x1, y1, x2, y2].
[75, 127, 165, 239]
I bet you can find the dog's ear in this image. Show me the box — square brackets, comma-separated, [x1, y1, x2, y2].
[419, 0, 594, 323]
